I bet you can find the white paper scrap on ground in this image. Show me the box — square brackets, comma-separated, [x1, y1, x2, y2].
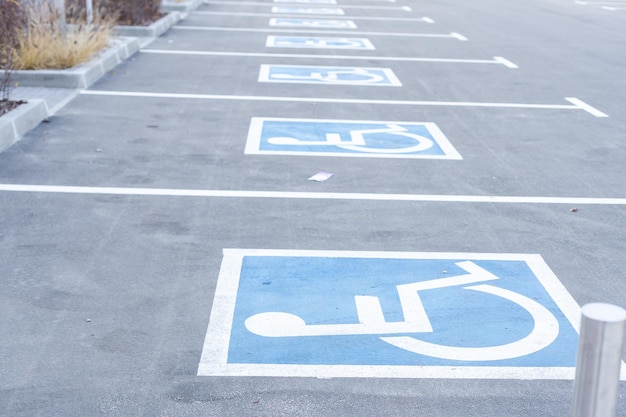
[308, 172, 334, 182]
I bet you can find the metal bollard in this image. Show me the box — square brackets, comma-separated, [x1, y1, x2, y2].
[572, 302, 626, 417]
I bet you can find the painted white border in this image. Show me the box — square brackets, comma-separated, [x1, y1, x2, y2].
[197, 249, 626, 379]
[258, 64, 402, 87]
[275, 0, 337, 3]
[244, 117, 462, 159]
[194, 11, 433, 22]
[269, 18, 357, 29]
[1, 183, 625, 205]
[271, 6, 345, 14]
[174, 26, 467, 40]
[142, 49, 518, 69]
[274, 0, 337, 3]
[265, 35, 375, 50]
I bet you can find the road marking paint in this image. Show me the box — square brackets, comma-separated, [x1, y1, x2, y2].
[450, 32, 468, 41]
[173, 26, 465, 39]
[271, 6, 345, 14]
[274, 0, 337, 3]
[258, 64, 402, 86]
[1, 184, 625, 205]
[245, 117, 462, 159]
[204, 0, 411, 9]
[79, 90, 608, 117]
[198, 249, 626, 379]
[265, 35, 376, 50]
[141, 49, 515, 67]
[493, 56, 519, 69]
[192, 11, 434, 21]
[564, 97, 609, 117]
[270, 18, 357, 28]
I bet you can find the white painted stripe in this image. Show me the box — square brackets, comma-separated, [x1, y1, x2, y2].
[192, 10, 433, 21]
[80, 90, 603, 115]
[450, 32, 468, 41]
[205, 0, 409, 9]
[199, 363, 579, 379]
[200, 252, 244, 364]
[173, 25, 463, 38]
[1, 184, 625, 205]
[140, 49, 508, 65]
[564, 97, 609, 117]
[493, 56, 519, 69]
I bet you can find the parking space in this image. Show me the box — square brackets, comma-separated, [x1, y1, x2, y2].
[1, 0, 625, 414]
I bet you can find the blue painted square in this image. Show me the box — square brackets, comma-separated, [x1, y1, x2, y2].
[198, 250, 593, 378]
[228, 253, 579, 368]
[266, 36, 375, 50]
[245, 118, 462, 159]
[269, 18, 356, 28]
[259, 65, 400, 86]
[272, 6, 344, 14]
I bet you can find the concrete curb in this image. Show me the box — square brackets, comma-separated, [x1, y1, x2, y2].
[114, 11, 183, 38]
[0, 11, 185, 153]
[0, 99, 49, 153]
[11, 37, 141, 89]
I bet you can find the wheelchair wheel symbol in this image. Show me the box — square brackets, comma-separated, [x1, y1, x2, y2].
[245, 261, 560, 361]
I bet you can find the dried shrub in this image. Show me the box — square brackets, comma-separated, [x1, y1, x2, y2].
[0, 0, 27, 101]
[14, 0, 114, 70]
[67, 0, 162, 26]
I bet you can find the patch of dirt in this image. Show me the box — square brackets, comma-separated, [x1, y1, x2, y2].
[0, 99, 26, 117]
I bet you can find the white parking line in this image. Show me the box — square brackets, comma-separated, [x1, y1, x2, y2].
[79, 90, 608, 117]
[192, 11, 434, 22]
[141, 49, 516, 67]
[493, 56, 519, 69]
[1, 184, 624, 205]
[204, 0, 411, 9]
[173, 26, 465, 39]
[564, 97, 608, 117]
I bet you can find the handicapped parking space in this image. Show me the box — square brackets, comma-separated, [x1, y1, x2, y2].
[200, 249, 583, 378]
[89, 52, 590, 107]
[147, 29, 476, 58]
[2, 94, 621, 200]
[1, 189, 624, 406]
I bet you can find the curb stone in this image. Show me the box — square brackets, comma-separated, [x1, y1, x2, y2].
[0, 9, 191, 153]
[0, 99, 48, 153]
[11, 36, 141, 89]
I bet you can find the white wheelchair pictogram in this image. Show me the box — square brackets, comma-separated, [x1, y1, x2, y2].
[273, 19, 353, 28]
[267, 124, 434, 154]
[245, 261, 560, 361]
[270, 68, 386, 84]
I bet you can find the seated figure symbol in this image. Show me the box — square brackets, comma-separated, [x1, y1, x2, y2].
[244, 261, 559, 361]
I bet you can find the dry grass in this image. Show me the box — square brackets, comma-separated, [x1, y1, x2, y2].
[13, 2, 114, 70]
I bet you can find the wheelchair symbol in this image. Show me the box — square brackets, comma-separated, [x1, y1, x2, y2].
[267, 124, 434, 154]
[270, 18, 356, 28]
[245, 261, 560, 361]
[270, 68, 385, 84]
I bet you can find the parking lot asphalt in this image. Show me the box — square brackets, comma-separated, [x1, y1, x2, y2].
[1, 0, 625, 415]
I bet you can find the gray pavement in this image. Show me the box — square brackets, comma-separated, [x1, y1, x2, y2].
[1, 0, 625, 415]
